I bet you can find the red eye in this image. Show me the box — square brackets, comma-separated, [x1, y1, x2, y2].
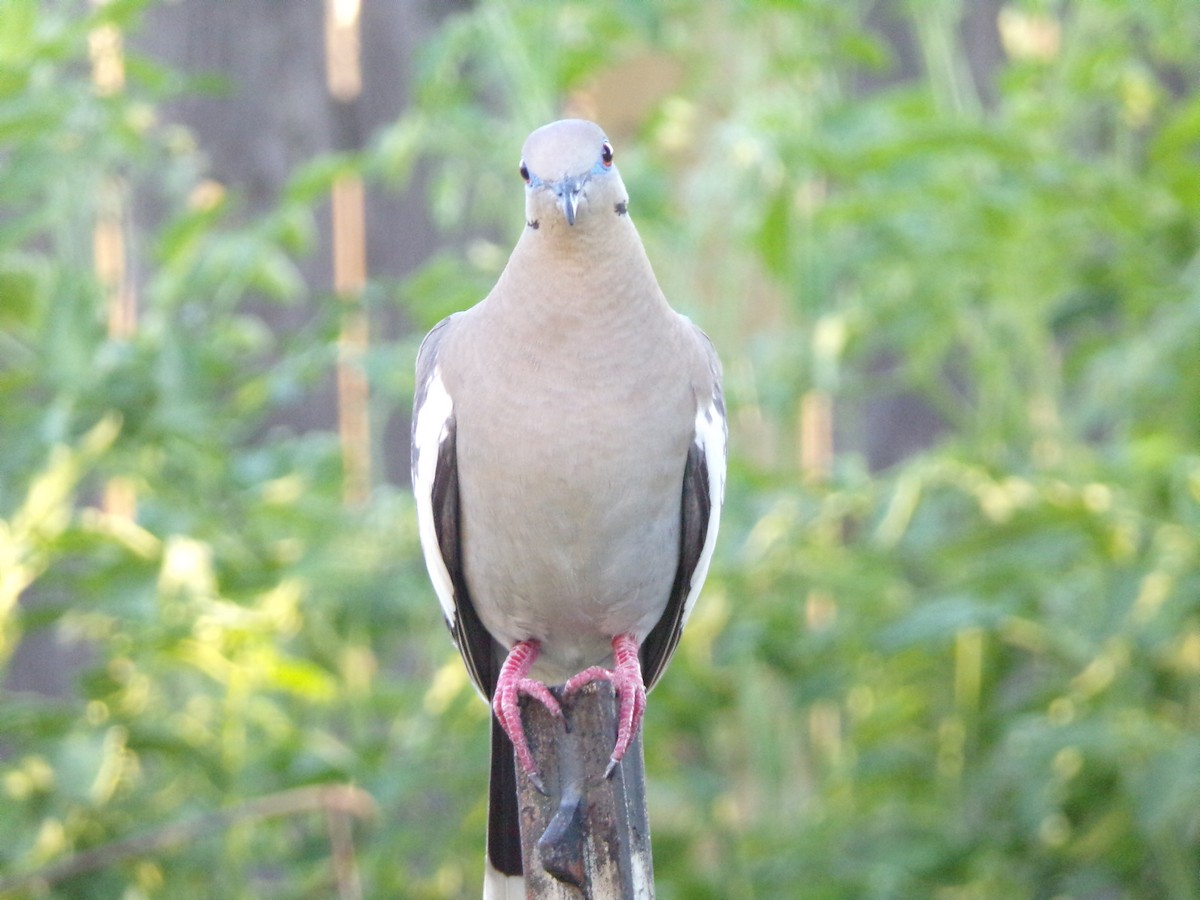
[519, 159, 531, 183]
[600, 141, 614, 167]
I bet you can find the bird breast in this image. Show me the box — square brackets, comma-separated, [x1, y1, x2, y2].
[448, 312, 696, 676]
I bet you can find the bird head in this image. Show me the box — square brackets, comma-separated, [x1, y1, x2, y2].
[519, 119, 629, 231]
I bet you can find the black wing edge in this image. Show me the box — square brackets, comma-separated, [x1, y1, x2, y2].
[428, 425, 500, 697]
[412, 315, 501, 699]
[641, 326, 724, 691]
[412, 317, 520, 878]
[429, 428, 523, 879]
[640, 437, 713, 690]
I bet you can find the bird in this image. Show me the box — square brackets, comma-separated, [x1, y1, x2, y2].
[410, 118, 725, 899]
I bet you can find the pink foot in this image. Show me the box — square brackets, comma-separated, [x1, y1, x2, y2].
[493, 639, 562, 792]
[563, 633, 647, 777]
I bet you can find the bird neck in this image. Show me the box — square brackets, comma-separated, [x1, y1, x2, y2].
[491, 215, 668, 327]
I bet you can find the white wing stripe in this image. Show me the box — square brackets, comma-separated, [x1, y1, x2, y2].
[683, 397, 727, 627]
[413, 365, 457, 624]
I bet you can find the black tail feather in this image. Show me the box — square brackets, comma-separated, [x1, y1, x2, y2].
[488, 717, 523, 877]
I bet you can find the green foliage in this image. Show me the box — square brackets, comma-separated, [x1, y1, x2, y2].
[1, 2, 481, 896]
[2, 0, 1199, 898]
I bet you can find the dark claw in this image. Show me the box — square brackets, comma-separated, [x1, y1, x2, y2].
[528, 770, 548, 795]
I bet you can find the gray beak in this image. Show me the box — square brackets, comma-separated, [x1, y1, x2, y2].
[555, 179, 585, 226]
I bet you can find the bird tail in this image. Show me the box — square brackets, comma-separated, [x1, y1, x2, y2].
[484, 716, 525, 899]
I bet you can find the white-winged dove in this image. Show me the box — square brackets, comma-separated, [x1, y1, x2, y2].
[411, 119, 726, 898]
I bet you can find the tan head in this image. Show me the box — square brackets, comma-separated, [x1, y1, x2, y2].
[519, 119, 630, 232]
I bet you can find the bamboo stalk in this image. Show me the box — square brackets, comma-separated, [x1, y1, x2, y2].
[325, 0, 363, 102]
[332, 173, 370, 505]
[800, 388, 842, 763]
[325, 0, 370, 505]
[90, 1, 137, 520]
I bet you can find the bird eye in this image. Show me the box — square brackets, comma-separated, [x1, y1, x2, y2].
[600, 141, 614, 167]
[519, 160, 531, 183]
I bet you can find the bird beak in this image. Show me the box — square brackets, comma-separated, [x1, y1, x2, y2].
[554, 178, 585, 226]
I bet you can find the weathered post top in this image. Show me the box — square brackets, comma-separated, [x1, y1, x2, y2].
[514, 681, 654, 899]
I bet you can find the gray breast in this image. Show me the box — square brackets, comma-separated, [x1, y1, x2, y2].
[447, 309, 697, 673]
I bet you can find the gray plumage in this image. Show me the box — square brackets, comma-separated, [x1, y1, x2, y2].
[411, 119, 725, 898]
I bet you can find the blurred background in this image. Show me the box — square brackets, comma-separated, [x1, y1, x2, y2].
[2, 0, 1199, 897]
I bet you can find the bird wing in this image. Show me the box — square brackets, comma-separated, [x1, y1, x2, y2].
[411, 314, 501, 700]
[413, 316, 524, 886]
[640, 324, 727, 690]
